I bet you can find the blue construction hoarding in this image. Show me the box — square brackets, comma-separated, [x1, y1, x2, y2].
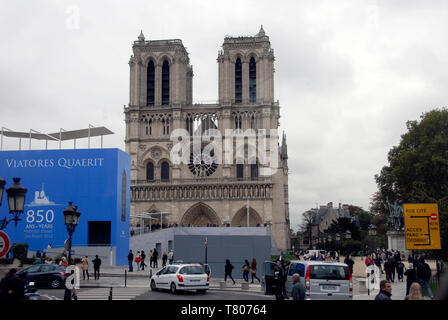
[0, 148, 130, 265]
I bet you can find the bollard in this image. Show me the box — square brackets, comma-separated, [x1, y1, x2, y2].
[150, 269, 153, 277]
[125, 270, 127, 287]
[219, 281, 226, 289]
[108, 287, 113, 300]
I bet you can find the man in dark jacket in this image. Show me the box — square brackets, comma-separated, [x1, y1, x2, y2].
[153, 248, 159, 268]
[128, 250, 134, 272]
[374, 280, 392, 300]
[344, 256, 355, 275]
[404, 263, 417, 296]
[416, 258, 434, 299]
[92, 255, 102, 280]
[291, 273, 305, 300]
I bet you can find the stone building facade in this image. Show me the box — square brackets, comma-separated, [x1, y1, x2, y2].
[124, 27, 291, 251]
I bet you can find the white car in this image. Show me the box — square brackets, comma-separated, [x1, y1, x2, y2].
[150, 264, 209, 294]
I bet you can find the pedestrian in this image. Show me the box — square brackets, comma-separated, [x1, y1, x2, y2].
[390, 256, 397, 282]
[149, 250, 153, 268]
[404, 262, 418, 296]
[162, 251, 168, 267]
[405, 282, 423, 300]
[282, 263, 289, 296]
[224, 259, 236, 285]
[140, 251, 146, 271]
[135, 251, 141, 271]
[242, 260, 250, 282]
[274, 260, 285, 300]
[396, 260, 405, 282]
[344, 255, 355, 276]
[128, 250, 134, 272]
[290, 273, 305, 300]
[374, 255, 383, 274]
[153, 248, 159, 268]
[384, 259, 392, 282]
[168, 249, 174, 264]
[0, 268, 20, 301]
[416, 257, 434, 299]
[92, 255, 102, 280]
[250, 258, 261, 284]
[59, 256, 68, 267]
[374, 280, 392, 300]
[365, 254, 373, 267]
[81, 256, 90, 280]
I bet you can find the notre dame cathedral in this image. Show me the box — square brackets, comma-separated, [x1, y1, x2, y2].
[124, 26, 291, 251]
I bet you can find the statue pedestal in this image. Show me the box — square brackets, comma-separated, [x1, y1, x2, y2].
[387, 230, 408, 254]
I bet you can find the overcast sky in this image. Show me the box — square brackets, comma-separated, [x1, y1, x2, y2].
[1, 0, 447, 231]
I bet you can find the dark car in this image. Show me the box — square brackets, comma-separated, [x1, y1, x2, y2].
[17, 264, 67, 289]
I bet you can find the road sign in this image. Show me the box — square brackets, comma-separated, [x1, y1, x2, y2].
[404, 203, 441, 250]
[0, 231, 11, 258]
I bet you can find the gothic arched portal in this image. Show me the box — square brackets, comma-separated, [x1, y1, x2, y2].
[180, 203, 221, 226]
[231, 206, 263, 227]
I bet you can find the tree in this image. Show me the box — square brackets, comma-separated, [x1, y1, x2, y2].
[372, 108, 448, 259]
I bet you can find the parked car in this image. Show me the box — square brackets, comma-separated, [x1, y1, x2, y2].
[285, 260, 353, 300]
[150, 263, 209, 294]
[17, 264, 67, 289]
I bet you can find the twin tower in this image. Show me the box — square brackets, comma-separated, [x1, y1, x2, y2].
[124, 26, 290, 251]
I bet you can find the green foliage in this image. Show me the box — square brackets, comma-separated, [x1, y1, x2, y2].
[373, 108, 448, 259]
[326, 217, 360, 240]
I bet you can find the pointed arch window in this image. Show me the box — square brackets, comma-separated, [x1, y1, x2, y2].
[249, 57, 256, 103]
[162, 60, 170, 105]
[250, 163, 259, 180]
[147, 61, 155, 106]
[146, 162, 154, 181]
[161, 161, 170, 181]
[235, 58, 242, 103]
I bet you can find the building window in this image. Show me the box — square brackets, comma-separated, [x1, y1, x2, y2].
[236, 163, 244, 180]
[162, 119, 170, 135]
[235, 58, 242, 103]
[161, 161, 170, 181]
[251, 163, 258, 180]
[250, 115, 255, 129]
[147, 61, 155, 106]
[234, 115, 242, 129]
[249, 57, 256, 103]
[162, 60, 170, 105]
[146, 162, 154, 181]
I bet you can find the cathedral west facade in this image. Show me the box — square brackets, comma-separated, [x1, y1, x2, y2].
[124, 27, 290, 251]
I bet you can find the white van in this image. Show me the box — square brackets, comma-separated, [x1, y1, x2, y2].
[285, 260, 353, 300]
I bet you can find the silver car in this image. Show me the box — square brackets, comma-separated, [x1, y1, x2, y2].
[285, 260, 353, 300]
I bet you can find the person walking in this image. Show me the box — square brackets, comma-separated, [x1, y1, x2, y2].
[81, 256, 90, 280]
[274, 260, 285, 300]
[374, 280, 392, 300]
[344, 255, 355, 276]
[0, 269, 19, 300]
[168, 249, 174, 264]
[250, 258, 261, 283]
[92, 255, 102, 280]
[149, 250, 153, 268]
[135, 251, 141, 271]
[140, 251, 146, 271]
[224, 259, 236, 285]
[405, 282, 424, 300]
[365, 254, 373, 267]
[384, 259, 392, 282]
[404, 262, 418, 296]
[162, 251, 168, 267]
[390, 256, 397, 282]
[416, 257, 434, 299]
[128, 250, 134, 272]
[242, 260, 250, 282]
[290, 273, 305, 300]
[396, 260, 405, 282]
[153, 248, 159, 268]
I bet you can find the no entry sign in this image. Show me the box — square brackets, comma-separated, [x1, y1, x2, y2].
[404, 203, 441, 250]
[0, 231, 11, 258]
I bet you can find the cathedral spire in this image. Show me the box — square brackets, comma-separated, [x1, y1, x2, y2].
[281, 131, 288, 160]
[257, 25, 266, 37]
[138, 30, 145, 42]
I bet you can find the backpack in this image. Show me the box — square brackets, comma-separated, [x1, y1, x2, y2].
[417, 263, 431, 279]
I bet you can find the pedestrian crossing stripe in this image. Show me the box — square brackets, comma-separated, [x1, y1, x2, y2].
[75, 288, 149, 300]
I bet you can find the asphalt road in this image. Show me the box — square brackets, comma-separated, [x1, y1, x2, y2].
[38, 287, 274, 300]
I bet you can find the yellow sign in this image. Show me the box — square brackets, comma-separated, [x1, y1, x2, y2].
[404, 203, 441, 250]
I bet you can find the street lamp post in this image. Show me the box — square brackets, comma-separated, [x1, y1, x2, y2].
[0, 177, 28, 230]
[368, 224, 377, 253]
[63, 202, 81, 264]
